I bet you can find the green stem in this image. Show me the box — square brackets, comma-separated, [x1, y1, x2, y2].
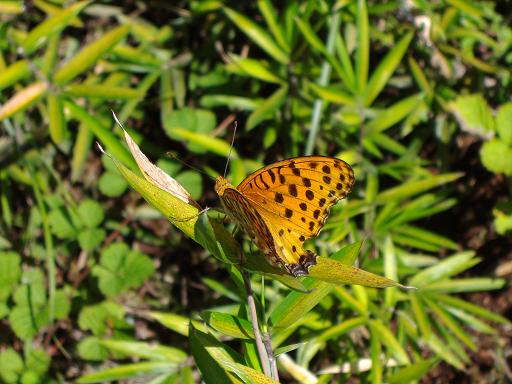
[305, 12, 340, 155]
[242, 269, 271, 377]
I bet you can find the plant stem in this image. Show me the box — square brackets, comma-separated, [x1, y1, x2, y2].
[305, 12, 340, 155]
[242, 269, 271, 377]
[263, 330, 279, 380]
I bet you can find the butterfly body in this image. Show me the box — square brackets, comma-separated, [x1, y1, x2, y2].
[215, 156, 354, 277]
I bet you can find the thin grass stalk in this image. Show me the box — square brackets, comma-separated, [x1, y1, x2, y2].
[305, 12, 340, 155]
[242, 269, 272, 377]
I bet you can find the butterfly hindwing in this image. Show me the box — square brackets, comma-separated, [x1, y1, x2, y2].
[218, 187, 281, 268]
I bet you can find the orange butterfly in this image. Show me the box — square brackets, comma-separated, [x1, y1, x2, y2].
[215, 156, 355, 276]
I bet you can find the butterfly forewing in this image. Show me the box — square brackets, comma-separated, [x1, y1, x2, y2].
[216, 156, 355, 277]
[238, 156, 354, 238]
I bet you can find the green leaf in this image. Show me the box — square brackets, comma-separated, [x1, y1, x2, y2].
[9, 305, 48, 340]
[496, 103, 512, 145]
[202, 312, 254, 340]
[309, 84, 354, 105]
[54, 25, 130, 85]
[364, 32, 413, 106]
[425, 334, 464, 369]
[226, 55, 284, 84]
[0, 251, 21, 301]
[78, 199, 105, 228]
[66, 101, 137, 171]
[257, 0, 289, 52]
[410, 292, 431, 338]
[0, 348, 24, 384]
[494, 208, 512, 236]
[78, 361, 176, 383]
[246, 85, 288, 130]
[269, 242, 362, 329]
[78, 228, 106, 251]
[408, 56, 433, 97]
[0, 81, 48, 121]
[375, 173, 462, 204]
[98, 172, 128, 197]
[409, 252, 478, 287]
[25, 349, 51, 376]
[422, 278, 505, 293]
[100, 340, 187, 363]
[78, 304, 109, 335]
[388, 358, 438, 384]
[162, 108, 225, 155]
[370, 320, 410, 364]
[175, 171, 203, 201]
[480, 139, 512, 176]
[92, 242, 154, 297]
[22, 1, 90, 54]
[77, 336, 111, 362]
[47, 93, 67, 145]
[309, 256, 403, 288]
[48, 207, 79, 239]
[189, 324, 243, 384]
[54, 289, 71, 320]
[148, 312, 191, 337]
[224, 8, 288, 64]
[166, 127, 234, 157]
[62, 84, 141, 99]
[366, 93, 425, 134]
[424, 297, 476, 351]
[200, 95, 262, 111]
[434, 294, 510, 325]
[0, 60, 31, 91]
[295, 16, 350, 87]
[449, 94, 495, 138]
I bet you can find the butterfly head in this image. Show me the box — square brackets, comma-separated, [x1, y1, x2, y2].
[214, 176, 232, 196]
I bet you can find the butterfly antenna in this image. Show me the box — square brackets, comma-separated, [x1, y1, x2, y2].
[166, 152, 215, 181]
[223, 121, 237, 178]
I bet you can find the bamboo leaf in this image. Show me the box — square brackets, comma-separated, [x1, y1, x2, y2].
[0, 81, 48, 120]
[224, 8, 288, 64]
[269, 242, 362, 329]
[22, 1, 91, 54]
[410, 252, 478, 287]
[0, 60, 31, 91]
[364, 32, 413, 106]
[54, 25, 130, 85]
[47, 94, 67, 144]
[227, 54, 284, 84]
[366, 93, 425, 134]
[375, 173, 462, 204]
[246, 86, 288, 130]
[77, 362, 176, 383]
[257, 0, 289, 51]
[62, 84, 142, 99]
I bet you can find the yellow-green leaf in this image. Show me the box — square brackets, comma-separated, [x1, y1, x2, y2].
[22, 1, 91, 54]
[0, 81, 48, 120]
[54, 25, 130, 85]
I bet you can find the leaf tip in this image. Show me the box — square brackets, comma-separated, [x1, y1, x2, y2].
[399, 284, 418, 291]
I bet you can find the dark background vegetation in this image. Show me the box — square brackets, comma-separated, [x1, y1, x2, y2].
[0, 1, 511, 383]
